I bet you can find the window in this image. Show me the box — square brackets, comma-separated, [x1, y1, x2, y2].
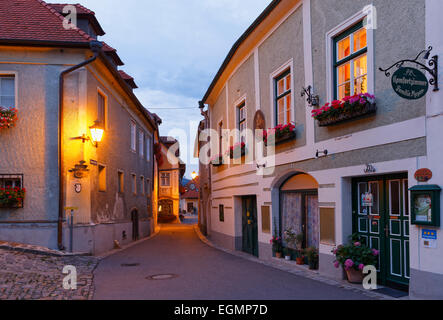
[139, 130, 144, 158]
[160, 172, 170, 187]
[146, 135, 151, 161]
[146, 179, 151, 197]
[0, 76, 15, 108]
[187, 202, 194, 212]
[97, 91, 106, 128]
[218, 121, 223, 155]
[0, 174, 22, 188]
[118, 171, 124, 193]
[132, 174, 137, 195]
[237, 102, 246, 143]
[130, 121, 136, 152]
[274, 69, 292, 125]
[334, 22, 367, 99]
[219, 204, 224, 222]
[98, 165, 106, 192]
[140, 176, 145, 195]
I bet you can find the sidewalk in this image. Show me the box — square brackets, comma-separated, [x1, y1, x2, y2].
[193, 225, 402, 300]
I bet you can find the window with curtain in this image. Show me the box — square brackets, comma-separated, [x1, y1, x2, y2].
[274, 69, 292, 125]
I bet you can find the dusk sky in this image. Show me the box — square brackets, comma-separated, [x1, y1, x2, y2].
[63, 0, 272, 178]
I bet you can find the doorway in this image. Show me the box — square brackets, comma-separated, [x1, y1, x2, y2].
[241, 196, 258, 257]
[131, 209, 139, 241]
[352, 173, 409, 289]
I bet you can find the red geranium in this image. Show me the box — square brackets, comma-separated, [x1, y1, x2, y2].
[0, 106, 18, 130]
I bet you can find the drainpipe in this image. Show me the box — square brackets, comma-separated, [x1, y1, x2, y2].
[57, 41, 102, 250]
[198, 101, 210, 235]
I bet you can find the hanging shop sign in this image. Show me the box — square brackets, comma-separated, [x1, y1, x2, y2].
[391, 67, 428, 100]
[414, 168, 433, 182]
[410, 185, 441, 227]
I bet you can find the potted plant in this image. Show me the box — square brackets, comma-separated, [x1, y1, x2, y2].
[0, 186, 26, 208]
[270, 235, 283, 258]
[283, 247, 292, 261]
[262, 122, 296, 146]
[332, 234, 379, 283]
[311, 93, 376, 126]
[305, 246, 319, 270]
[227, 142, 246, 159]
[294, 233, 305, 265]
[0, 106, 18, 130]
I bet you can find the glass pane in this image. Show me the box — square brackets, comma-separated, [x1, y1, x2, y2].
[1, 96, 15, 108]
[369, 182, 379, 215]
[285, 74, 291, 91]
[358, 182, 368, 215]
[1, 78, 15, 96]
[277, 78, 285, 96]
[337, 36, 350, 60]
[338, 63, 351, 85]
[353, 28, 367, 52]
[354, 54, 367, 78]
[390, 181, 401, 215]
[338, 83, 351, 100]
[354, 75, 367, 95]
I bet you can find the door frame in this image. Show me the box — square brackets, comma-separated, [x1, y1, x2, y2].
[352, 172, 409, 290]
[279, 189, 318, 249]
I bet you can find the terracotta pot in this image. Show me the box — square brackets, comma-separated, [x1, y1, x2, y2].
[345, 268, 364, 284]
[296, 257, 304, 265]
[275, 252, 283, 259]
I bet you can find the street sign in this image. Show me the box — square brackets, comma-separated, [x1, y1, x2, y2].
[392, 67, 428, 100]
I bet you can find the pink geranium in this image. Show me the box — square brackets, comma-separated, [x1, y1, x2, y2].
[358, 264, 365, 271]
[372, 249, 379, 256]
[344, 259, 354, 270]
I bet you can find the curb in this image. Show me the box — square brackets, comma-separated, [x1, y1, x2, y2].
[193, 225, 396, 301]
[0, 244, 91, 257]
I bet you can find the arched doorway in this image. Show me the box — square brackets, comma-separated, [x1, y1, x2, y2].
[280, 173, 319, 249]
[131, 209, 139, 241]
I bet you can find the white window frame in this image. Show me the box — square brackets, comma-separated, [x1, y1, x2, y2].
[130, 120, 137, 152]
[269, 59, 294, 127]
[0, 72, 18, 109]
[97, 88, 108, 130]
[146, 133, 152, 162]
[160, 172, 171, 187]
[234, 95, 247, 144]
[325, 10, 375, 102]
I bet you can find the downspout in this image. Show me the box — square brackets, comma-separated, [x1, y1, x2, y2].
[198, 101, 210, 235]
[57, 41, 102, 250]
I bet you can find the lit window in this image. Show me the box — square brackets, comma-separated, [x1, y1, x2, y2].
[160, 173, 170, 187]
[130, 121, 136, 152]
[0, 76, 15, 108]
[140, 176, 145, 195]
[132, 174, 137, 195]
[98, 165, 106, 192]
[118, 171, 124, 193]
[274, 69, 292, 125]
[335, 23, 367, 99]
[146, 179, 151, 197]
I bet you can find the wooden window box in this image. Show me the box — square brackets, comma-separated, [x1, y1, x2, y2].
[211, 156, 224, 167]
[265, 130, 296, 146]
[0, 198, 23, 209]
[318, 103, 377, 127]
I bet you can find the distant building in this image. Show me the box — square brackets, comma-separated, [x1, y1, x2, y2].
[180, 178, 199, 215]
[0, 0, 159, 255]
[157, 137, 186, 222]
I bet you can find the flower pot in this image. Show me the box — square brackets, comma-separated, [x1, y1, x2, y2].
[275, 252, 283, 259]
[317, 102, 376, 127]
[296, 257, 304, 265]
[345, 268, 364, 284]
[308, 260, 319, 270]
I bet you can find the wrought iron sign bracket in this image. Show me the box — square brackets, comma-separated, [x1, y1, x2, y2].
[301, 85, 320, 107]
[379, 46, 439, 91]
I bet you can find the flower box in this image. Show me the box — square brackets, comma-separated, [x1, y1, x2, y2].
[263, 123, 296, 146]
[228, 142, 247, 159]
[312, 93, 376, 127]
[0, 198, 23, 209]
[0, 106, 18, 130]
[0, 187, 25, 209]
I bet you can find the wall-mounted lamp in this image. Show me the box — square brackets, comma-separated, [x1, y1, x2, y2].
[301, 85, 320, 107]
[191, 171, 198, 180]
[316, 149, 328, 158]
[72, 121, 104, 148]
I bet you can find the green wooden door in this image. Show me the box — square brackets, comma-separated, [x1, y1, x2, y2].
[242, 196, 258, 257]
[352, 174, 409, 288]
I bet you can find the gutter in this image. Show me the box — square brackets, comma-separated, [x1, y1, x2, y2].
[57, 40, 102, 250]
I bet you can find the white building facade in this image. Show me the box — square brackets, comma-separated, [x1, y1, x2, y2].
[199, 0, 443, 299]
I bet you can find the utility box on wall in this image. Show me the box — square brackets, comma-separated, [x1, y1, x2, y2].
[409, 185, 441, 227]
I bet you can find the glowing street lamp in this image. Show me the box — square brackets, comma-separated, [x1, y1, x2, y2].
[89, 121, 104, 147]
[191, 171, 198, 180]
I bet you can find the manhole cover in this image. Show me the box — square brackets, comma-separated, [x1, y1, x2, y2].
[146, 274, 178, 280]
[121, 263, 140, 267]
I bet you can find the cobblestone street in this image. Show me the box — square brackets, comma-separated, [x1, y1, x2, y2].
[0, 249, 98, 300]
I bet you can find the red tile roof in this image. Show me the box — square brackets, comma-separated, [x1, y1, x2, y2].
[118, 70, 138, 89]
[49, 3, 95, 15]
[0, 0, 94, 43]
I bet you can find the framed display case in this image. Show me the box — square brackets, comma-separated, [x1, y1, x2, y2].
[409, 185, 441, 227]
